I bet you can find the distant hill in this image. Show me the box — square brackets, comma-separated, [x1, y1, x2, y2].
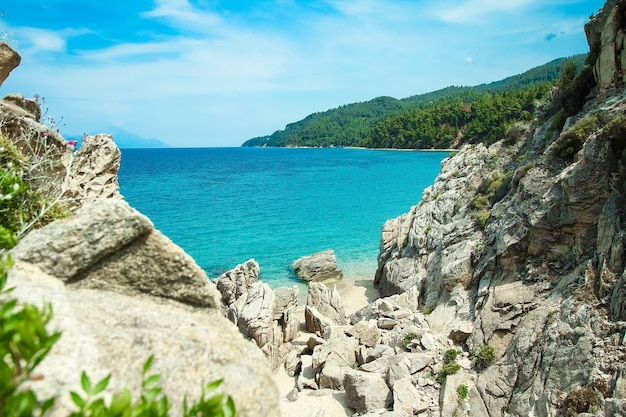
[242, 54, 587, 149]
[66, 127, 170, 149]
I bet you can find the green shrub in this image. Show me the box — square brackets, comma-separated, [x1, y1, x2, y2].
[443, 349, 460, 364]
[436, 363, 461, 384]
[0, 255, 60, 416]
[561, 386, 601, 416]
[457, 384, 468, 404]
[550, 108, 568, 134]
[470, 345, 495, 370]
[401, 332, 418, 349]
[470, 209, 490, 228]
[551, 116, 599, 161]
[601, 114, 626, 155]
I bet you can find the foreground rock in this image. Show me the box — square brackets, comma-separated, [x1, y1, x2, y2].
[294, 249, 343, 283]
[9, 261, 279, 417]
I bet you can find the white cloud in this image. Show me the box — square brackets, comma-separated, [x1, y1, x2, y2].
[19, 27, 66, 53]
[141, 0, 224, 33]
[434, 0, 535, 23]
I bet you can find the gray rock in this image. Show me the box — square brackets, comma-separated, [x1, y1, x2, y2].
[284, 349, 302, 377]
[360, 356, 390, 374]
[420, 332, 437, 351]
[305, 305, 336, 336]
[318, 352, 348, 390]
[306, 281, 347, 325]
[343, 369, 393, 414]
[65, 133, 123, 209]
[0, 42, 21, 87]
[11, 199, 221, 308]
[307, 334, 326, 351]
[346, 320, 382, 347]
[214, 259, 260, 306]
[393, 377, 426, 416]
[311, 333, 358, 372]
[9, 261, 280, 417]
[294, 249, 343, 282]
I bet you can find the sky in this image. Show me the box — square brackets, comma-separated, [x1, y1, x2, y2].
[0, 0, 606, 147]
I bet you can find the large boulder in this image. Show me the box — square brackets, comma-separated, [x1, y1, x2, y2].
[306, 281, 347, 328]
[293, 249, 343, 283]
[11, 198, 221, 308]
[8, 260, 280, 417]
[343, 369, 393, 414]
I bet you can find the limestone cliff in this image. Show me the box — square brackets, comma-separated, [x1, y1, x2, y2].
[375, 1, 626, 415]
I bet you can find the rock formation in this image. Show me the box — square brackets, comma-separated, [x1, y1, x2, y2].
[294, 249, 344, 283]
[65, 133, 123, 208]
[0, 42, 20, 86]
[305, 281, 348, 334]
[586, 0, 626, 92]
[214, 259, 300, 371]
[368, 1, 626, 415]
[8, 260, 280, 417]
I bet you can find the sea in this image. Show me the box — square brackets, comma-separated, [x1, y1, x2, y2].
[117, 147, 448, 289]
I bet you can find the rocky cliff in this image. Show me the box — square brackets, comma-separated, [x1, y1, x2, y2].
[373, 1, 626, 415]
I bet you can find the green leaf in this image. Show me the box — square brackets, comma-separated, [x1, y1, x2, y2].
[109, 389, 131, 415]
[70, 391, 86, 409]
[39, 397, 55, 416]
[143, 374, 161, 388]
[224, 396, 236, 417]
[93, 374, 111, 394]
[80, 371, 92, 394]
[142, 355, 154, 376]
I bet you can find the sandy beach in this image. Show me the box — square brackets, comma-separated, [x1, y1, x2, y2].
[274, 277, 380, 417]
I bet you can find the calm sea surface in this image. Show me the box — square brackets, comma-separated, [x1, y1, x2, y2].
[117, 147, 448, 289]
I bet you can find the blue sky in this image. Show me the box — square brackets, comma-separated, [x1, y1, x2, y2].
[0, 0, 605, 147]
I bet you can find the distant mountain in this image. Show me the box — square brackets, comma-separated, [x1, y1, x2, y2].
[66, 127, 170, 149]
[242, 54, 587, 148]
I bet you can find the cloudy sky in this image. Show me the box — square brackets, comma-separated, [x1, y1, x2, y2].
[0, 0, 605, 147]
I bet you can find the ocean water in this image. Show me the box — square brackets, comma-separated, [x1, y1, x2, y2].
[117, 147, 448, 289]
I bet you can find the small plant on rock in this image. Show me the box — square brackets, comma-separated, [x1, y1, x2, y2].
[470, 345, 495, 370]
[560, 386, 601, 416]
[435, 349, 462, 384]
[457, 384, 468, 405]
[443, 349, 460, 364]
[401, 332, 418, 349]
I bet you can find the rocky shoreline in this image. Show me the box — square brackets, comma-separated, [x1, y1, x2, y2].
[4, 0, 626, 416]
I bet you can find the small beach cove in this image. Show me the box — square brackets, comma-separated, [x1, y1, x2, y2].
[118, 147, 448, 289]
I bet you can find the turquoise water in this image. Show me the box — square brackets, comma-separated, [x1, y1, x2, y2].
[118, 147, 447, 288]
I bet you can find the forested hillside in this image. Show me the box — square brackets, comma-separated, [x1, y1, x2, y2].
[242, 54, 586, 149]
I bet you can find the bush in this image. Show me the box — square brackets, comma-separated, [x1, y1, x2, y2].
[401, 332, 418, 349]
[457, 384, 468, 404]
[443, 349, 459, 364]
[601, 114, 626, 155]
[470, 345, 495, 370]
[551, 116, 600, 162]
[561, 386, 601, 416]
[436, 363, 461, 384]
[0, 134, 70, 242]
